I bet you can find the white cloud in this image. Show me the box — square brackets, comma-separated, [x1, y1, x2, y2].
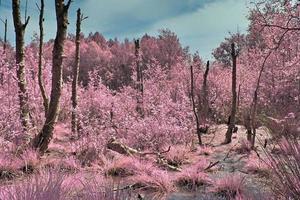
[0, 0, 251, 59]
[138, 0, 251, 59]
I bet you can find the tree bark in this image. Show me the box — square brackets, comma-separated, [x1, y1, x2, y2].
[12, 0, 30, 132]
[37, 0, 49, 117]
[33, 0, 72, 153]
[0, 18, 7, 53]
[244, 111, 252, 142]
[135, 39, 144, 116]
[71, 8, 82, 133]
[250, 51, 272, 149]
[190, 65, 202, 145]
[224, 43, 238, 144]
[201, 60, 210, 122]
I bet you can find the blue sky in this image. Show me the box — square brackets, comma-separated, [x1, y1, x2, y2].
[0, 0, 251, 59]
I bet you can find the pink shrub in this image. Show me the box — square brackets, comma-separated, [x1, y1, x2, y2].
[174, 168, 211, 191]
[19, 148, 40, 173]
[0, 170, 67, 200]
[42, 157, 80, 173]
[72, 175, 132, 200]
[235, 139, 252, 154]
[164, 145, 190, 167]
[174, 158, 211, 191]
[104, 156, 155, 177]
[245, 153, 269, 177]
[198, 146, 213, 156]
[129, 168, 174, 198]
[211, 174, 247, 199]
[266, 136, 300, 199]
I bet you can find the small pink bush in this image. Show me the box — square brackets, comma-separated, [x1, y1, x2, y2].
[104, 156, 155, 177]
[42, 157, 80, 173]
[19, 148, 40, 173]
[174, 168, 211, 191]
[245, 153, 269, 177]
[211, 174, 247, 199]
[198, 146, 213, 156]
[164, 145, 190, 167]
[266, 136, 300, 199]
[174, 158, 211, 191]
[0, 170, 66, 200]
[71, 175, 132, 200]
[235, 139, 251, 154]
[0, 153, 22, 180]
[129, 168, 174, 198]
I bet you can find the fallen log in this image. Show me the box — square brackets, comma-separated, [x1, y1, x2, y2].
[107, 137, 140, 156]
[106, 138, 181, 171]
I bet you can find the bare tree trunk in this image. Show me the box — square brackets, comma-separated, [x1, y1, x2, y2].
[237, 84, 241, 112]
[201, 61, 210, 122]
[250, 51, 272, 149]
[37, 0, 49, 117]
[224, 43, 238, 144]
[0, 18, 7, 53]
[135, 39, 144, 116]
[3, 18, 7, 52]
[33, 0, 72, 153]
[244, 111, 252, 142]
[72, 8, 85, 133]
[0, 18, 7, 84]
[12, 0, 30, 132]
[190, 65, 202, 145]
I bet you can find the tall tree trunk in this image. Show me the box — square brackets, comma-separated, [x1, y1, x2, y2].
[244, 111, 252, 142]
[71, 8, 83, 133]
[3, 18, 7, 53]
[190, 65, 202, 145]
[12, 0, 30, 132]
[0, 18, 7, 84]
[224, 43, 238, 144]
[201, 61, 210, 122]
[135, 39, 144, 116]
[33, 0, 72, 153]
[250, 51, 272, 149]
[237, 84, 241, 112]
[0, 18, 7, 53]
[37, 0, 49, 117]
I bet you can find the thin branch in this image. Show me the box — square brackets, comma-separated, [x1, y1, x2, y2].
[64, 0, 73, 10]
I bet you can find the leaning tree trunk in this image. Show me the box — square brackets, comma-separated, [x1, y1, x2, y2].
[190, 65, 202, 145]
[37, 0, 49, 117]
[224, 43, 238, 144]
[12, 0, 30, 132]
[33, 0, 72, 153]
[71, 8, 85, 133]
[134, 39, 144, 117]
[250, 51, 272, 149]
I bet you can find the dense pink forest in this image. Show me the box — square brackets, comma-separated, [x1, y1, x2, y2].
[0, 0, 299, 199]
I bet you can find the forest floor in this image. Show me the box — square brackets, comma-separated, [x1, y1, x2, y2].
[168, 125, 273, 199]
[0, 123, 275, 199]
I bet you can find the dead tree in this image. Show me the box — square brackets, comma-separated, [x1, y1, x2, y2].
[224, 43, 238, 144]
[71, 8, 87, 133]
[0, 18, 7, 53]
[135, 39, 144, 116]
[36, 0, 49, 117]
[12, 0, 30, 132]
[237, 84, 241, 112]
[201, 60, 210, 122]
[190, 65, 202, 145]
[33, 0, 72, 153]
[250, 51, 272, 149]
[244, 111, 252, 142]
